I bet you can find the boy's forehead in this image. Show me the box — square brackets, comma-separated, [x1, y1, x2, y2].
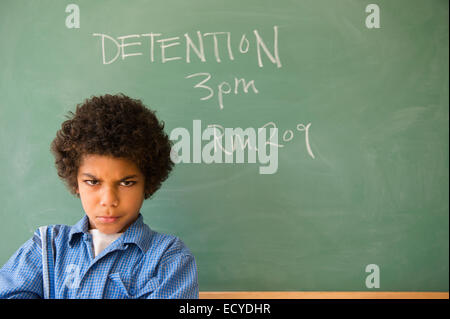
[78, 154, 141, 176]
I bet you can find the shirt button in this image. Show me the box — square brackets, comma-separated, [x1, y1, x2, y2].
[129, 288, 135, 296]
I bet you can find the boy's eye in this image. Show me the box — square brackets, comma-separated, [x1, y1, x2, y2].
[85, 180, 99, 186]
[120, 181, 136, 187]
[83, 180, 136, 187]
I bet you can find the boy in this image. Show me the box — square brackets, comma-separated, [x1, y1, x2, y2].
[0, 94, 199, 298]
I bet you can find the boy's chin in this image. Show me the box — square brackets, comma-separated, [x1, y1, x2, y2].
[95, 224, 124, 234]
[89, 219, 123, 234]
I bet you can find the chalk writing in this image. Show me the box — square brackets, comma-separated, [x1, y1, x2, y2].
[169, 120, 314, 175]
[92, 26, 281, 67]
[185, 73, 258, 109]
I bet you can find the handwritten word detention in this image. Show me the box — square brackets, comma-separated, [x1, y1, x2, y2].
[92, 26, 281, 68]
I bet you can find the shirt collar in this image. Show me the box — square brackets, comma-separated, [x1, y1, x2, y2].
[119, 214, 152, 253]
[68, 214, 90, 246]
[69, 213, 152, 253]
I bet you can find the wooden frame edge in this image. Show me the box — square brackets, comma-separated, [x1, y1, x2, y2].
[199, 291, 449, 299]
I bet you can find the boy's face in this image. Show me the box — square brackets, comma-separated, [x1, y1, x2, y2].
[76, 154, 145, 234]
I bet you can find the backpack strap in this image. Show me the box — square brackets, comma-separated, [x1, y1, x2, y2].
[39, 226, 55, 299]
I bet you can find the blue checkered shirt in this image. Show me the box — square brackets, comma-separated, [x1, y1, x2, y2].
[0, 214, 199, 299]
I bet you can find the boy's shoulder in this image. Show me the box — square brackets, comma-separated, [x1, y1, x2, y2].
[37, 215, 194, 262]
[145, 228, 194, 262]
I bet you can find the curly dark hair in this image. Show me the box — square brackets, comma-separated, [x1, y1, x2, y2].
[50, 93, 174, 200]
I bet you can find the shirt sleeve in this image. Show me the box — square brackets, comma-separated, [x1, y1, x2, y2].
[0, 229, 43, 299]
[147, 253, 199, 299]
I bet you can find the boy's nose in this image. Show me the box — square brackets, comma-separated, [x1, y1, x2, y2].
[100, 187, 119, 207]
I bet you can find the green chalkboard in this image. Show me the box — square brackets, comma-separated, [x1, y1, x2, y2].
[0, 0, 448, 292]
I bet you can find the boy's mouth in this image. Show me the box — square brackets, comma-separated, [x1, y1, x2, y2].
[96, 216, 120, 223]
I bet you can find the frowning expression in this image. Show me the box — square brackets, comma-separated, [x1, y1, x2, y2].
[76, 154, 145, 234]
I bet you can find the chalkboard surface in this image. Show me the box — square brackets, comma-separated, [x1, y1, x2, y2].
[0, 0, 448, 292]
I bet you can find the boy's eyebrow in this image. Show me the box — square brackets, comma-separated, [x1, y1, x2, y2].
[81, 173, 139, 181]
